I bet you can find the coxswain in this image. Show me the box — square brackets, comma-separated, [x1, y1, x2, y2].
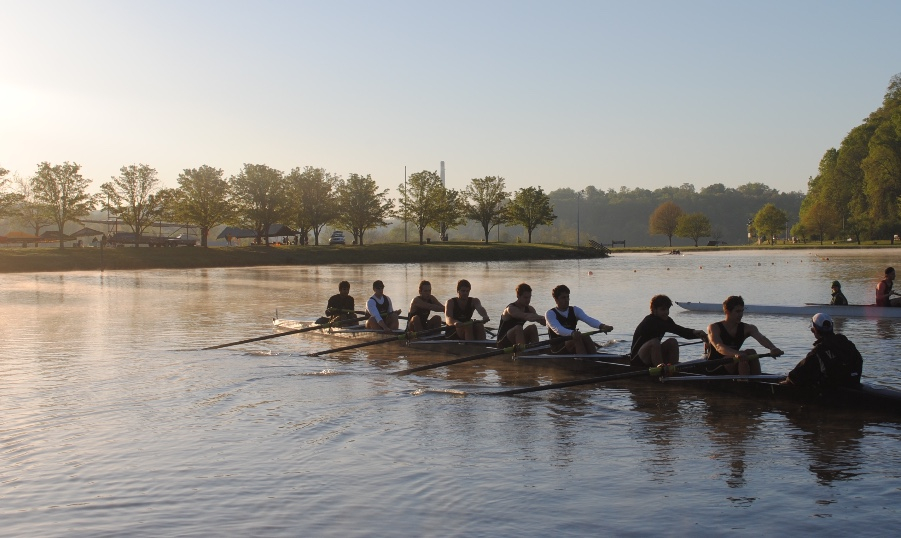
[781, 313, 863, 389]
[830, 280, 848, 306]
[496, 282, 545, 349]
[365, 280, 400, 333]
[544, 284, 612, 354]
[444, 279, 490, 340]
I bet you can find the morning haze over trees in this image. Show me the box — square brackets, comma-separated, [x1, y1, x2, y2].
[2, 73, 899, 249]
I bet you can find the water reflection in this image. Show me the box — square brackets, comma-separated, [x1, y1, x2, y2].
[783, 409, 865, 486]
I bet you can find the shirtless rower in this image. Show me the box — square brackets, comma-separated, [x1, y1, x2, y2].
[545, 284, 612, 354]
[875, 267, 901, 307]
[706, 295, 784, 375]
[408, 280, 444, 332]
[496, 282, 545, 349]
[444, 279, 490, 340]
[365, 280, 401, 333]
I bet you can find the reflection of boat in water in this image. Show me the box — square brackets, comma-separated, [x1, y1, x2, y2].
[675, 301, 901, 319]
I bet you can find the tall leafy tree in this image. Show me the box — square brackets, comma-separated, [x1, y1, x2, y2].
[649, 201, 683, 246]
[431, 187, 467, 240]
[290, 167, 340, 245]
[30, 162, 96, 248]
[396, 170, 444, 245]
[229, 163, 287, 245]
[675, 212, 711, 247]
[100, 164, 165, 246]
[171, 165, 234, 247]
[800, 201, 840, 245]
[465, 176, 508, 242]
[0, 167, 22, 219]
[506, 186, 556, 243]
[13, 175, 52, 245]
[753, 203, 788, 244]
[335, 173, 393, 245]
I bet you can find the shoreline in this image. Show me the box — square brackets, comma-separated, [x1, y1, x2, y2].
[1, 242, 898, 274]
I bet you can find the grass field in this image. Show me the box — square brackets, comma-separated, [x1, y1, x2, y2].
[0, 242, 605, 273]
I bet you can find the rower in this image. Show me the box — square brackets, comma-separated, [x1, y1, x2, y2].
[830, 280, 848, 306]
[630, 294, 707, 367]
[321, 280, 357, 325]
[781, 313, 863, 389]
[496, 282, 545, 349]
[875, 267, 901, 306]
[544, 284, 612, 354]
[408, 280, 444, 332]
[365, 280, 400, 333]
[444, 279, 490, 340]
[706, 295, 784, 375]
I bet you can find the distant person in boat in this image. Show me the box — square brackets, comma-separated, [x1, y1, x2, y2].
[408, 280, 444, 333]
[545, 284, 613, 354]
[782, 313, 862, 389]
[365, 280, 400, 333]
[630, 294, 707, 367]
[875, 267, 901, 306]
[706, 295, 784, 375]
[830, 280, 848, 306]
[445, 279, 491, 340]
[496, 282, 545, 349]
[321, 280, 357, 325]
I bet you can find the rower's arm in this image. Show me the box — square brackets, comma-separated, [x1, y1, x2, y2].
[473, 299, 490, 322]
[747, 324, 783, 356]
[444, 299, 458, 325]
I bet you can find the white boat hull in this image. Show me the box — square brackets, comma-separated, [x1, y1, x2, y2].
[675, 301, 901, 318]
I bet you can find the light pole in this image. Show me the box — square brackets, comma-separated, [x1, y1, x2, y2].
[747, 218, 752, 245]
[576, 190, 584, 247]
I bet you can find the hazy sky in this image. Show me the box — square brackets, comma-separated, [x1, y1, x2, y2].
[2, 1, 899, 196]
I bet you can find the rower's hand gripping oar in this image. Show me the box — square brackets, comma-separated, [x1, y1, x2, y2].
[395, 329, 605, 376]
[309, 323, 453, 357]
[201, 316, 367, 350]
[487, 353, 774, 396]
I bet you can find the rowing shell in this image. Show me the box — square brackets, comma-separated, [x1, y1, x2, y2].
[273, 318, 405, 338]
[675, 301, 901, 319]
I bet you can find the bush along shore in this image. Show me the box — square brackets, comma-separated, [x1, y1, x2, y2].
[0, 242, 607, 273]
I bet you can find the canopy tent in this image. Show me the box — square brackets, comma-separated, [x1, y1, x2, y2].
[4, 231, 42, 240]
[70, 227, 104, 237]
[216, 224, 298, 240]
[41, 230, 75, 241]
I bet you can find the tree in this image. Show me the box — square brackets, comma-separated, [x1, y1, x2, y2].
[288, 167, 340, 245]
[790, 222, 808, 243]
[506, 186, 556, 243]
[396, 170, 444, 244]
[100, 164, 165, 246]
[0, 167, 22, 219]
[335, 173, 393, 245]
[13, 174, 52, 245]
[30, 162, 95, 248]
[171, 165, 234, 247]
[753, 203, 788, 245]
[800, 201, 840, 245]
[431, 188, 468, 240]
[229, 164, 287, 245]
[649, 201, 684, 246]
[465, 176, 509, 242]
[675, 212, 711, 247]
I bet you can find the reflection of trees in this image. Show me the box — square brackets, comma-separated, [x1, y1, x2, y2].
[783, 409, 865, 486]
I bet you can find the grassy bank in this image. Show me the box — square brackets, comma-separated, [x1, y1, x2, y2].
[0, 242, 606, 273]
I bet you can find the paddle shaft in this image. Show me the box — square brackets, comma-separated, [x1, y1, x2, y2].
[395, 329, 604, 376]
[202, 316, 366, 350]
[489, 353, 774, 396]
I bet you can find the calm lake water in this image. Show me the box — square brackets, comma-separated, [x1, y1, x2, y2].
[2, 249, 901, 536]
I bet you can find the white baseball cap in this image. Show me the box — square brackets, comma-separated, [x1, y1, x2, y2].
[811, 313, 833, 331]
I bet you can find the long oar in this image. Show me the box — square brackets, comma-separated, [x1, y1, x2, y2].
[487, 353, 774, 396]
[309, 324, 451, 357]
[395, 329, 604, 376]
[202, 316, 367, 350]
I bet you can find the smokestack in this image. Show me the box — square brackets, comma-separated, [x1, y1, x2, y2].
[440, 161, 445, 186]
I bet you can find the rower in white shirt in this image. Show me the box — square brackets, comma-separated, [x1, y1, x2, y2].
[544, 284, 612, 354]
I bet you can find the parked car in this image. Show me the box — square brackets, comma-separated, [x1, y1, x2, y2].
[328, 231, 346, 245]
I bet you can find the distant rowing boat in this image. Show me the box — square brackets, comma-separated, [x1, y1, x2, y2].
[675, 301, 901, 319]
